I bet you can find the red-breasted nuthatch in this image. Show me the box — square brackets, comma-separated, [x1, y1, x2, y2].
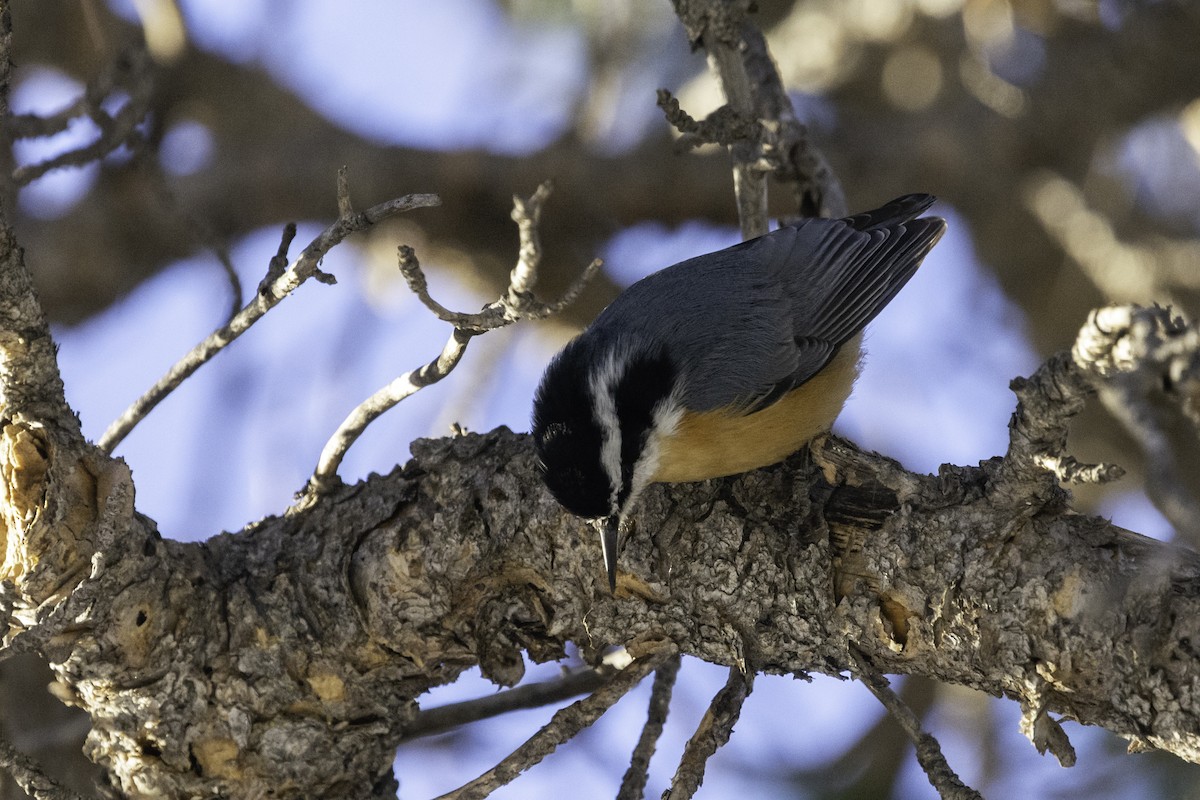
[532, 195, 946, 591]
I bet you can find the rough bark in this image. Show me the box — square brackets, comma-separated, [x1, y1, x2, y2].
[5, 396, 1200, 795]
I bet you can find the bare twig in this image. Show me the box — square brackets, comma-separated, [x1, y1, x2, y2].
[663, 0, 846, 234]
[850, 648, 984, 800]
[305, 181, 598, 494]
[11, 47, 155, 186]
[400, 663, 619, 742]
[655, 89, 758, 152]
[336, 165, 354, 217]
[0, 725, 92, 800]
[662, 666, 753, 800]
[97, 183, 441, 454]
[618, 654, 681, 800]
[434, 649, 675, 800]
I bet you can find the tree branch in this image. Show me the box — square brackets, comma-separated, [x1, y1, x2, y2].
[618, 654, 681, 800]
[400, 662, 620, 742]
[96, 182, 441, 454]
[304, 181, 599, 494]
[434, 647, 677, 800]
[665, 0, 846, 227]
[663, 666, 753, 800]
[850, 647, 983, 800]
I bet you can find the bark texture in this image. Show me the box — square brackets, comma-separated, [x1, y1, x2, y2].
[5, 398, 1200, 796]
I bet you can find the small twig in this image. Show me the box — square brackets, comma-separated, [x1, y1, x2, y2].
[97, 184, 441, 454]
[400, 663, 619, 742]
[139, 150, 243, 319]
[509, 180, 553, 295]
[850, 647, 984, 800]
[12, 47, 155, 186]
[305, 182, 598, 494]
[618, 654, 681, 800]
[309, 325, 475, 493]
[7, 95, 92, 138]
[336, 165, 354, 217]
[258, 223, 298, 295]
[655, 89, 759, 152]
[662, 666, 753, 800]
[435, 649, 675, 800]
[0, 724, 92, 800]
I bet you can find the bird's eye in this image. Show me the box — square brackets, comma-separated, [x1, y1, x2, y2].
[534, 425, 610, 519]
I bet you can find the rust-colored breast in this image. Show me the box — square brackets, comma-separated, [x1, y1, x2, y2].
[653, 334, 863, 483]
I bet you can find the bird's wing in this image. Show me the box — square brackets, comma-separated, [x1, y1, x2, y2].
[667, 198, 945, 413]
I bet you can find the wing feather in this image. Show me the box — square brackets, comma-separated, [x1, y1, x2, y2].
[586, 195, 945, 414]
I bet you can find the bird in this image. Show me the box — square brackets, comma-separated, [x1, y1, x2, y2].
[531, 194, 946, 591]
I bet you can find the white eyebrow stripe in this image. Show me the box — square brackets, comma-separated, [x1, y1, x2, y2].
[590, 350, 624, 515]
[625, 389, 684, 515]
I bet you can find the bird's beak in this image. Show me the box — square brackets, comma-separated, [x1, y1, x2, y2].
[601, 515, 620, 592]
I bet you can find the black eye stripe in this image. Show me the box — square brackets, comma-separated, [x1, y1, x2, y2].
[612, 349, 677, 506]
[532, 338, 612, 519]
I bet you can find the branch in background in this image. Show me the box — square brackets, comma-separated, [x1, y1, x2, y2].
[850, 647, 984, 800]
[618, 654, 681, 800]
[400, 662, 620, 742]
[1072, 305, 1200, 540]
[96, 172, 441, 454]
[662, 667, 753, 800]
[304, 180, 599, 495]
[435, 647, 676, 800]
[663, 0, 846, 237]
[1023, 172, 1200, 307]
[0, 726, 92, 800]
[10, 46, 154, 186]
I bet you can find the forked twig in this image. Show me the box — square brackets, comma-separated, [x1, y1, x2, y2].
[98, 172, 440, 454]
[305, 180, 599, 494]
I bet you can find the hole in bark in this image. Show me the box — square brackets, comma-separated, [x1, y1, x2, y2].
[135, 610, 147, 626]
[140, 740, 162, 757]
